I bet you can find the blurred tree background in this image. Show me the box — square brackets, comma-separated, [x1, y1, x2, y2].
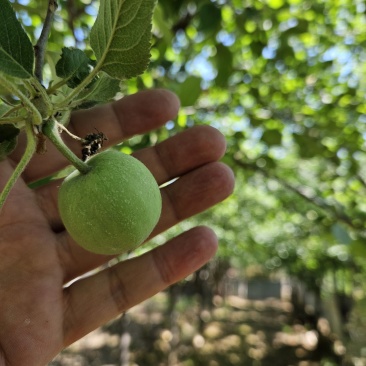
[5, 0, 366, 364]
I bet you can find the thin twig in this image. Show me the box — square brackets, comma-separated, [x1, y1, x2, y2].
[34, 0, 58, 83]
[232, 157, 364, 232]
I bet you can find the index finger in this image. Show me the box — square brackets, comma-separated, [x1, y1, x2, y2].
[10, 89, 180, 183]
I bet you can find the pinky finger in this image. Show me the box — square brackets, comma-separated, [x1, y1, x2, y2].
[62, 226, 218, 347]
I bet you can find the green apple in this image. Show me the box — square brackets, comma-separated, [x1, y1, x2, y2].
[58, 150, 161, 255]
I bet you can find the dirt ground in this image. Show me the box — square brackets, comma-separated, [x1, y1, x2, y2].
[50, 291, 364, 366]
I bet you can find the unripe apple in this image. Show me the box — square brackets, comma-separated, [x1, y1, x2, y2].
[58, 150, 162, 255]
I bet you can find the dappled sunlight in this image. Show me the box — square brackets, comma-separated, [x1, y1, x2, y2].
[52, 291, 350, 365]
[273, 329, 318, 350]
[4, 2, 366, 366]
[203, 322, 224, 339]
[227, 295, 294, 313]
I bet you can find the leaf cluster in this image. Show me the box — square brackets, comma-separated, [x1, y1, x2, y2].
[4, 0, 366, 290]
[145, 0, 366, 288]
[0, 0, 156, 158]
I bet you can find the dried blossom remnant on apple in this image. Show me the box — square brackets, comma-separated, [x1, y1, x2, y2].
[0, 0, 157, 212]
[81, 130, 108, 162]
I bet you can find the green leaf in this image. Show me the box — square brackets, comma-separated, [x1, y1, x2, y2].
[90, 0, 157, 80]
[0, 103, 12, 117]
[55, 48, 94, 88]
[267, 0, 285, 9]
[350, 240, 366, 260]
[331, 223, 351, 245]
[175, 76, 202, 107]
[80, 73, 120, 103]
[198, 3, 221, 34]
[0, 0, 34, 78]
[153, 4, 173, 45]
[293, 132, 324, 159]
[28, 165, 75, 189]
[214, 44, 233, 88]
[0, 137, 17, 160]
[261, 129, 282, 146]
[0, 124, 20, 160]
[72, 73, 121, 109]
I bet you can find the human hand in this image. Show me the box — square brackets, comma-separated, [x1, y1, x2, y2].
[0, 89, 234, 366]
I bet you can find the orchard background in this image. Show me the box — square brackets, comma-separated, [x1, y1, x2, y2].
[4, 0, 366, 364]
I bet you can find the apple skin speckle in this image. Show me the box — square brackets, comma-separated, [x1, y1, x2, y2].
[58, 150, 162, 255]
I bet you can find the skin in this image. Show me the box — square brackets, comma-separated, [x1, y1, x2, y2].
[0, 89, 235, 366]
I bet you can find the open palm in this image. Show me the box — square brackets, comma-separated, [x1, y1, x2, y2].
[0, 90, 234, 366]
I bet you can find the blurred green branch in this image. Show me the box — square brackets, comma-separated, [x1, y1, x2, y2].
[231, 157, 365, 233]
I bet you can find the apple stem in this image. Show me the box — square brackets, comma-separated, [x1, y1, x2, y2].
[43, 118, 91, 174]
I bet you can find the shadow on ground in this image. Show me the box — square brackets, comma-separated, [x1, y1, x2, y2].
[50, 291, 360, 366]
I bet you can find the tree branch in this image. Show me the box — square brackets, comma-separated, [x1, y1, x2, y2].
[232, 157, 364, 232]
[34, 0, 58, 83]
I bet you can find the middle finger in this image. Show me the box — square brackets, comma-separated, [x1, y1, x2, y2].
[36, 125, 227, 230]
[59, 160, 234, 283]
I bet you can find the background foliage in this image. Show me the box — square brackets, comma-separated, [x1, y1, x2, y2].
[4, 0, 366, 360]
